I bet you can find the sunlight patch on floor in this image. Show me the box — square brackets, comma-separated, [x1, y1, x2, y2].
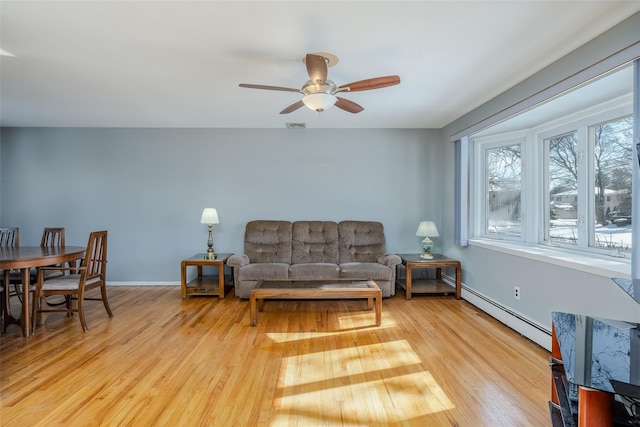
[337, 311, 397, 329]
[282, 340, 422, 384]
[270, 339, 454, 425]
[265, 326, 391, 345]
[271, 370, 454, 425]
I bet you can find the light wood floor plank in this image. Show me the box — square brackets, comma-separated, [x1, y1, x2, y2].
[1, 286, 550, 426]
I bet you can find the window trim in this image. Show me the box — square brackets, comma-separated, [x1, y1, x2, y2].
[537, 99, 632, 255]
[472, 131, 528, 241]
[467, 237, 630, 278]
[450, 41, 640, 142]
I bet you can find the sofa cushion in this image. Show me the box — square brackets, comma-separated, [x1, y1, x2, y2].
[292, 221, 339, 264]
[338, 221, 386, 263]
[339, 262, 392, 281]
[244, 220, 292, 264]
[289, 263, 340, 279]
[237, 262, 290, 281]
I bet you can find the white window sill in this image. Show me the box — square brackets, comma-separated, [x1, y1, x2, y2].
[467, 238, 631, 278]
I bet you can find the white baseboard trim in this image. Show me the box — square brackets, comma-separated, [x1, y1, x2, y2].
[107, 281, 179, 286]
[443, 275, 552, 351]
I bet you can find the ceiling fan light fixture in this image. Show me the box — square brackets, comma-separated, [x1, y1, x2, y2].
[302, 92, 337, 112]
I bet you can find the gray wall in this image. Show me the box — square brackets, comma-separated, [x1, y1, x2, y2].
[439, 11, 640, 327]
[0, 127, 441, 281]
[2, 12, 639, 338]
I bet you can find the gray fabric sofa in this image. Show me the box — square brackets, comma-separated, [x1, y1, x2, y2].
[228, 220, 402, 299]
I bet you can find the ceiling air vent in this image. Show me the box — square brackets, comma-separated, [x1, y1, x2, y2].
[285, 123, 306, 129]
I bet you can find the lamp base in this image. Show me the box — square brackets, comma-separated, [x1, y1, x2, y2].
[420, 236, 434, 259]
[204, 224, 216, 259]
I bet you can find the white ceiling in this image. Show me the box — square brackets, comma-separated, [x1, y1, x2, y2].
[1, 1, 639, 129]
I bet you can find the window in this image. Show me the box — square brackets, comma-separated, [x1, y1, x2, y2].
[485, 142, 522, 238]
[547, 131, 579, 246]
[591, 116, 633, 252]
[469, 63, 635, 258]
[542, 115, 633, 253]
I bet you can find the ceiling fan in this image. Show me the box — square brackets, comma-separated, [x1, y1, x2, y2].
[239, 52, 400, 114]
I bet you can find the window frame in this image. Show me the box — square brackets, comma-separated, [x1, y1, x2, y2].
[471, 94, 633, 259]
[472, 132, 528, 242]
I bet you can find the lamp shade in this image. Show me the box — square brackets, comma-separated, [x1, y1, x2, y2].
[200, 208, 219, 225]
[416, 221, 439, 237]
[302, 92, 337, 112]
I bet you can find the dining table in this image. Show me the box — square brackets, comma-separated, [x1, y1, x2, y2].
[1, 245, 86, 337]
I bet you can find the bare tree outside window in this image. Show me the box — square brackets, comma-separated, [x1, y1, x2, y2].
[486, 144, 521, 237]
[548, 131, 579, 245]
[592, 116, 633, 252]
[546, 116, 633, 252]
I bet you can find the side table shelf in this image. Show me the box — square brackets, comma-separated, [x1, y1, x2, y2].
[181, 253, 233, 299]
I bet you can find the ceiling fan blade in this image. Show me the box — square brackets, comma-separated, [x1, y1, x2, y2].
[338, 75, 400, 92]
[305, 53, 327, 85]
[279, 100, 305, 114]
[335, 97, 364, 114]
[239, 83, 302, 93]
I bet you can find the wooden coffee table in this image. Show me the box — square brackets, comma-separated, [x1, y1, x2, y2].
[249, 279, 382, 326]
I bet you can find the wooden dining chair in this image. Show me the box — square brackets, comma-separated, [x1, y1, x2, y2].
[32, 230, 113, 332]
[0, 227, 19, 332]
[41, 227, 65, 247]
[2, 227, 67, 333]
[0, 227, 19, 247]
[9, 227, 67, 303]
[36, 228, 68, 307]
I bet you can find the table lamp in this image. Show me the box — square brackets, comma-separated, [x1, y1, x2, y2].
[416, 221, 439, 259]
[200, 208, 219, 260]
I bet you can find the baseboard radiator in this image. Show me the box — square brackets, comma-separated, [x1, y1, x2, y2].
[442, 275, 552, 351]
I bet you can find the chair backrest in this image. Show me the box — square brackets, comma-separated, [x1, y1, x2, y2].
[0, 227, 19, 248]
[41, 227, 65, 247]
[83, 230, 108, 281]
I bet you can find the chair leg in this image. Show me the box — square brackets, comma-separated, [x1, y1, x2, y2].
[13, 283, 23, 303]
[77, 295, 88, 331]
[2, 271, 20, 333]
[100, 285, 113, 317]
[2, 271, 12, 319]
[1, 287, 6, 334]
[31, 292, 42, 335]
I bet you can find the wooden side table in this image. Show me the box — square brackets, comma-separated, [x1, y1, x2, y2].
[396, 253, 461, 300]
[181, 253, 232, 299]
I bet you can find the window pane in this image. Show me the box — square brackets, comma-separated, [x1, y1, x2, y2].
[548, 131, 578, 245]
[486, 144, 521, 237]
[592, 115, 633, 252]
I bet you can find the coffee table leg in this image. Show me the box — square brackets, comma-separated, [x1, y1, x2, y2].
[375, 292, 382, 326]
[250, 294, 257, 326]
[367, 297, 373, 310]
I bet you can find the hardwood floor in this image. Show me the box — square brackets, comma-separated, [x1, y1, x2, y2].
[1, 286, 551, 426]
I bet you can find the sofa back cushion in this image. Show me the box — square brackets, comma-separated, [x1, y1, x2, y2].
[292, 221, 339, 264]
[338, 221, 386, 263]
[244, 220, 292, 264]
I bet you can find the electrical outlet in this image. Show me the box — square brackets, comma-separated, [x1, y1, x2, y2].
[514, 286, 521, 300]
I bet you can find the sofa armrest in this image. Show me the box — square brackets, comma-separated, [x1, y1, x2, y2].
[378, 253, 402, 267]
[227, 253, 250, 267]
